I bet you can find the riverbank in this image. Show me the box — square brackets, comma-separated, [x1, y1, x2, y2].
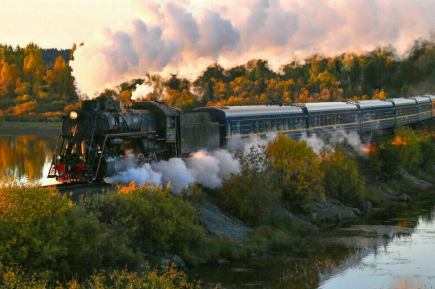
[190, 169, 434, 288]
[0, 121, 61, 136]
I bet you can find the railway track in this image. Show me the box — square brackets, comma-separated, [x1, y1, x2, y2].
[43, 181, 114, 199]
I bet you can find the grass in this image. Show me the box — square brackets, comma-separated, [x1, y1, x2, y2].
[0, 114, 61, 122]
[365, 185, 385, 206]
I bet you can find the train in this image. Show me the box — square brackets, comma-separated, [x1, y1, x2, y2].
[48, 95, 435, 183]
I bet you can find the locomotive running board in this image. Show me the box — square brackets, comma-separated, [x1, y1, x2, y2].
[93, 131, 156, 181]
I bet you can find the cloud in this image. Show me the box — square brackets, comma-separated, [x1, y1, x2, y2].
[71, 0, 435, 97]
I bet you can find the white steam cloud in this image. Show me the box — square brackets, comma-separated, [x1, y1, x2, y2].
[300, 129, 369, 155]
[105, 129, 368, 192]
[226, 132, 277, 156]
[131, 83, 154, 100]
[106, 149, 240, 193]
[70, 0, 435, 97]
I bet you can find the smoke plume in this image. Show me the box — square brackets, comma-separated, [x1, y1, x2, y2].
[300, 129, 369, 155]
[70, 0, 435, 97]
[105, 149, 240, 193]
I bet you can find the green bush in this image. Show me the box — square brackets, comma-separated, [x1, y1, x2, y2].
[80, 183, 205, 253]
[321, 147, 365, 205]
[248, 226, 299, 254]
[267, 134, 325, 211]
[418, 134, 435, 172]
[180, 183, 206, 209]
[0, 263, 200, 289]
[0, 182, 106, 280]
[219, 145, 279, 225]
[392, 126, 422, 172]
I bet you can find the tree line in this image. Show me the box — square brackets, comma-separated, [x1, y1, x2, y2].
[0, 43, 77, 115]
[103, 38, 435, 110]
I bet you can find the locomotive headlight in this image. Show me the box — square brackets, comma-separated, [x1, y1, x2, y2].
[70, 111, 78, 120]
[57, 155, 62, 160]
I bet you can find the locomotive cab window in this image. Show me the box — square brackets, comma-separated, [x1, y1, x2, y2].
[167, 117, 176, 128]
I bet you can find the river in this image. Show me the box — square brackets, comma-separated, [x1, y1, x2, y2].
[1, 135, 435, 288]
[0, 135, 58, 185]
[193, 195, 435, 288]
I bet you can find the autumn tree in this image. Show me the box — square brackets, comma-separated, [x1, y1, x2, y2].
[267, 134, 324, 211]
[0, 60, 19, 98]
[320, 147, 365, 205]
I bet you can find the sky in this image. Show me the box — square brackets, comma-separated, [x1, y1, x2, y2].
[0, 0, 132, 49]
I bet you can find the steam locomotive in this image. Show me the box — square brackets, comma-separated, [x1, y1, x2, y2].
[48, 97, 219, 182]
[48, 95, 435, 183]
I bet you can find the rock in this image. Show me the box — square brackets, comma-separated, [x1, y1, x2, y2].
[398, 193, 411, 202]
[352, 208, 361, 216]
[366, 201, 373, 211]
[199, 203, 253, 241]
[250, 253, 258, 259]
[311, 212, 318, 220]
[218, 258, 231, 266]
[313, 198, 358, 223]
[198, 257, 208, 265]
[399, 168, 432, 189]
[161, 253, 188, 271]
[336, 212, 342, 222]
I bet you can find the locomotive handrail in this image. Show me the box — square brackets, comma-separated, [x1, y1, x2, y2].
[93, 131, 156, 181]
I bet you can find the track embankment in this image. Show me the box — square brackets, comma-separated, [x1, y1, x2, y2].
[44, 182, 114, 200]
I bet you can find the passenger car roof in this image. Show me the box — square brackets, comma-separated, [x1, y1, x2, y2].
[198, 105, 304, 117]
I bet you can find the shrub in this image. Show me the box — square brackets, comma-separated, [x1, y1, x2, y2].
[0, 263, 200, 289]
[391, 126, 422, 172]
[320, 147, 365, 205]
[0, 182, 106, 280]
[418, 134, 435, 172]
[369, 142, 401, 180]
[267, 134, 324, 211]
[220, 144, 279, 225]
[80, 183, 205, 253]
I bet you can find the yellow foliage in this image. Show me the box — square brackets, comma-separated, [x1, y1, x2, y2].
[372, 89, 388, 100]
[267, 134, 324, 209]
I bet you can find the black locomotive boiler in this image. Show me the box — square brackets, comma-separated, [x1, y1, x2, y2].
[48, 97, 219, 182]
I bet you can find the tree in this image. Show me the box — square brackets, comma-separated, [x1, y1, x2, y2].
[267, 134, 324, 211]
[0, 60, 19, 97]
[45, 56, 71, 96]
[22, 46, 45, 87]
[220, 145, 279, 225]
[320, 147, 365, 205]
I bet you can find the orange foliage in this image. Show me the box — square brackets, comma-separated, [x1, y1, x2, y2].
[392, 136, 407, 146]
[361, 142, 376, 153]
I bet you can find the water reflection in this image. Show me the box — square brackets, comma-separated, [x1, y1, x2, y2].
[196, 194, 435, 288]
[0, 135, 57, 184]
[319, 199, 435, 289]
